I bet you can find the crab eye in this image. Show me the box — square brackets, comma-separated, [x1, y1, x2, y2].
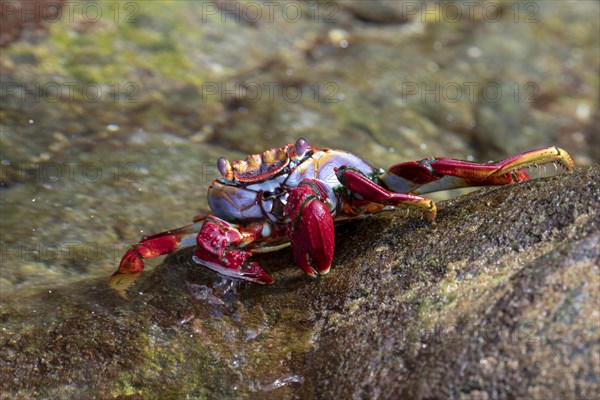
[217, 157, 231, 176]
[294, 138, 308, 157]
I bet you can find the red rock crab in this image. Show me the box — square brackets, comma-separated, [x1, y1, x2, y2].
[110, 138, 574, 292]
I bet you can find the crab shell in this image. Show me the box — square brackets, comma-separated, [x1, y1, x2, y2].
[207, 140, 373, 223]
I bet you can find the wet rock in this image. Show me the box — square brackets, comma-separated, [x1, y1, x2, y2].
[297, 165, 599, 399]
[1, 166, 597, 399]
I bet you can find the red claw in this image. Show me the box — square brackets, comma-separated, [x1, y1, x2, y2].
[118, 248, 146, 274]
[193, 219, 274, 284]
[285, 180, 335, 277]
[109, 248, 145, 297]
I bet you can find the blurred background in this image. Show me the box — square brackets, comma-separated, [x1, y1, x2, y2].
[1, 0, 598, 295]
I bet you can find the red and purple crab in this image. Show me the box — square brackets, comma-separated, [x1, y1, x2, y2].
[109, 138, 574, 292]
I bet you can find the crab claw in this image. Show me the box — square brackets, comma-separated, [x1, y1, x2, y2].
[109, 244, 160, 297]
[193, 219, 274, 284]
[285, 180, 335, 277]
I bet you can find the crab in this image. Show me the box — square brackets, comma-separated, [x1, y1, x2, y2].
[109, 138, 574, 292]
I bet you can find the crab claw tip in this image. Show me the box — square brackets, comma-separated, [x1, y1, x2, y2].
[242, 261, 275, 284]
[118, 249, 145, 273]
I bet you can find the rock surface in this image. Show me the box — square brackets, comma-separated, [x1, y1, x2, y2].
[1, 166, 598, 399]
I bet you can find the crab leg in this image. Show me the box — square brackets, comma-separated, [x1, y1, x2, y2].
[336, 167, 437, 221]
[109, 223, 204, 294]
[381, 146, 574, 195]
[110, 216, 277, 295]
